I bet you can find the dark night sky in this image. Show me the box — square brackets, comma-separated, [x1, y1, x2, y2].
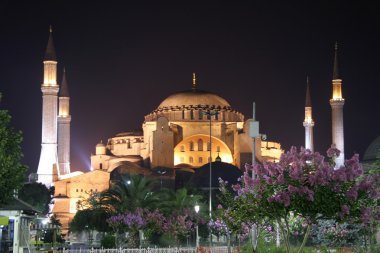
[1, 1, 379, 173]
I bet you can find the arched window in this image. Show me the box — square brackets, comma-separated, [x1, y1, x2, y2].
[127, 140, 131, 149]
[189, 141, 194, 151]
[198, 110, 203, 120]
[182, 110, 185, 119]
[189, 156, 194, 163]
[190, 110, 194, 120]
[199, 157, 203, 163]
[99, 163, 103, 170]
[197, 139, 203, 151]
[180, 145, 185, 152]
[207, 142, 211, 151]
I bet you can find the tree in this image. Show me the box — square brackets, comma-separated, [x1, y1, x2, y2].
[18, 182, 52, 214]
[156, 188, 203, 215]
[217, 146, 380, 253]
[101, 175, 157, 214]
[0, 105, 28, 205]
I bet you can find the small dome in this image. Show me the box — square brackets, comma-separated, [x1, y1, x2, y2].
[158, 89, 231, 109]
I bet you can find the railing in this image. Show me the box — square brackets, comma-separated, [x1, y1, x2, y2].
[61, 246, 236, 253]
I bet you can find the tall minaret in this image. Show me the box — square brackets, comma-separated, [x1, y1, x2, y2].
[57, 68, 71, 175]
[303, 76, 314, 151]
[37, 27, 59, 186]
[329, 42, 345, 167]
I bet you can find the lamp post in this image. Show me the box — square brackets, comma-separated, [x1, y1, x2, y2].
[203, 109, 218, 248]
[194, 204, 200, 248]
[157, 169, 167, 189]
[249, 103, 260, 251]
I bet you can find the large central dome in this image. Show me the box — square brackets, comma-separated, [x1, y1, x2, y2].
[158, 89, 231, 109]
[145, 87, 244, 123]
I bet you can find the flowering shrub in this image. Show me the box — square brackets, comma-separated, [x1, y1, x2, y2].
[107, 208, 146, 232]
[217, 146, 380, 253]
[310, 219, 363, 247]
[107, 208, 196, 247]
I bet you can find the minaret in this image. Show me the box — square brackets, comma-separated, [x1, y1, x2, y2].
[303, 76, 314, 151]
[57, 68, 71, 175]
[37, 26, 59, 186]
[329, 42, 345, 167]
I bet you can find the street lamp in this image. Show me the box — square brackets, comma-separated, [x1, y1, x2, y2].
[202, 109, 218, 248]
[157, 169, 167, 189]
[194, 204, 200, 248]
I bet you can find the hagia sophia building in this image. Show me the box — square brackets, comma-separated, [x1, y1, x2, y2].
[35, 29, 347, 234]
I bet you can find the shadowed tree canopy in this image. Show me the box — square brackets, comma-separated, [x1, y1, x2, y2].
[0, 96, 28, 205]
[18, 182, 53, 214]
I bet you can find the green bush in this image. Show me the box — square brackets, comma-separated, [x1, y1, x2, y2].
[101, 234, 115, 248]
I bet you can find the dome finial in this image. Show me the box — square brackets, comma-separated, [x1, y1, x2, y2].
[333, 42, 340, 80]
[192, 72, 197, 90]
[305, 75, 312, 107]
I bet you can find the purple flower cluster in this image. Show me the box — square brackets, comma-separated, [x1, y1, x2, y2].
[107, 208, 146, 231]
[208, 218, 230, 235]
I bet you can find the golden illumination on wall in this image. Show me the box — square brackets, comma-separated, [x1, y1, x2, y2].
[43, 61, 57, 86]
[304, 107, 313, 124]
[332, 80, 343, 100]
[174, 134, 233, 167]
[260, 141, 283, 162]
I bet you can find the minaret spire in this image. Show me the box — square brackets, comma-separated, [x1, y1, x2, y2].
[303, 76, 314, 151]
[59, 68, 70, 97]
[192, 72, 197, 90]
[330, 42, 345, 167]
[58, 67, 71, 175]
[44, 25, 57, 61]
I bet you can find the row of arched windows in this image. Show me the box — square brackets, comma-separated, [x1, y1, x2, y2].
[180, 110, 219, 120]
[179, 156, 211, 164]
[180, 140, 220, 152]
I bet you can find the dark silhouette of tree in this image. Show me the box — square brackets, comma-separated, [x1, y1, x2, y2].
[0, 97, 28, 205]
[18, 182, 53, 214]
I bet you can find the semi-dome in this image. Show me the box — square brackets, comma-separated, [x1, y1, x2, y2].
[158, 89, 231, 109]
[363, 135, 380, 162]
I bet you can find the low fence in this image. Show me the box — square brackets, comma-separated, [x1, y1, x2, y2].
[61, 246, 237, 253]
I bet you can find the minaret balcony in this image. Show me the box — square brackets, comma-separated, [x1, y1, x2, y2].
[303, 121, 314, 127]
[329, 98, 345, 106]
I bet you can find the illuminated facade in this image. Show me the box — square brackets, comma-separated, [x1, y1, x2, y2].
[90, 77, 283, 173]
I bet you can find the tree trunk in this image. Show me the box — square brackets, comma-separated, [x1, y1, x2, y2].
[127, 230, 140, 248]
[296, 224, 311, 253]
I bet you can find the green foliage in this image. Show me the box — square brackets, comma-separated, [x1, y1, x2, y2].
[18, 182, 52, 214]
[155, 188, 203, 215]
[70, 208, 110, 233]
[101, 234, 116, 248]
[0, 109, 27, 205]
[101, 175, 157, 214]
